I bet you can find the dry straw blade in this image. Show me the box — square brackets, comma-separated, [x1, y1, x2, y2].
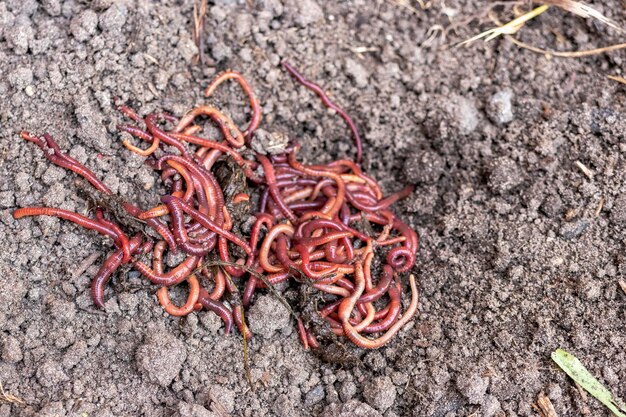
[542, 0, 624, 33]
[458, 0, 624, 48]
[457, 4, 549, 46]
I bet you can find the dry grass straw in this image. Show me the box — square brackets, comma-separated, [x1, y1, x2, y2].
[457, 1, 626, 58]
[0, 382, 26, 407]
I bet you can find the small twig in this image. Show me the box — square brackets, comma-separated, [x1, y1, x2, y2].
[209, 390, 232, 417]
[608, 75, 626, 85]
[221, 270, 253, 391]
[575, 161, 594, 180]
[0, 382, 26, 406]
[192, 0, 208, 65]
[618, 280, 626, 296]
[71, 252, 101, 280]
[594, 197, 604, 217]
[506, 36, 626, 58]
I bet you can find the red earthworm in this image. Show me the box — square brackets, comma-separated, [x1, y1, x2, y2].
[117, 124, 154, 142]
[313, 283, 350, 297]
[259, 188, 270, 212]
[200, 148, 223, 171]
[20, 131, 113, 195]
[117, 105, 144, 123]
[138, 190, 185, 220]
[344, 275, 418, 348]
[173, 197, 252, 256]
[122, 202, 177, 252]
[257, 154, 298, 224]
[174, 106, 246, 148]
[90, 234, 144, 308]
[197, 287, 233, 335]
[195, 263, 227, 301]
[210, 267, 227, 300]
[169, 132, 263, 182]
[349, 185, 414, 212]
[306, 331, 319, 349]
[296, 231, 353, 248]
[297, 218, 346, 238]
[298, 218, 369, 242]
[14, 207, 122, 245]
[274, 235, 297, 271]
[351, 302, 376, 332]
[204, 70, 262, 142]
[182, 124, 202, 135]
[162, 196, 216, 256]
[249, 213, 275, 249]
[134, 255, 200, 286]
[259, 223, 294, 273]
[297, 318, 309, 350]
[287, 199, 326, 213]
[233, 193, 250, 204]
[281, 61, 363, 164]
[242, 276, 257, 307]
[361, 282, 402, 334]
[152, 241, 167, 274]
[165, 160, 195, 202]
[157, 275, 200, 316]
[157, 155, 223, 220]
[283, 187, 314, 204]
[190, 175, 212, 217]
[233, 305, 252, 340]
[144, 113, 191, 159]
[287, 148, 345, 218]
[218, 238, 250, 278]
[123, 132, 160, 156]
[386, 246, 415, 273]
[94, 208, 131, 263]
[275, 178, 319, 189]
[261, 271, 290, 286]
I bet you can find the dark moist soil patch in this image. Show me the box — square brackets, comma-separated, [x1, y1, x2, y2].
[1, 1, 625, 416]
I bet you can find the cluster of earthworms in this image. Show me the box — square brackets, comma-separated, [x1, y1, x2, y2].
[13, 63, 418, 349]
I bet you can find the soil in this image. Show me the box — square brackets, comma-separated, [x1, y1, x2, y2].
[1, 0, 625, 416]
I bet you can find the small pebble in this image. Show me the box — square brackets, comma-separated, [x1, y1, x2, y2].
[486, 90, 514, 125]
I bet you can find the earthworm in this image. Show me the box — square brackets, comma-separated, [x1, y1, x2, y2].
[20, 131, 113, 195]
[144, 113, 191, 159]
[95, 208, 131, 264]
[174, 105, 246, 148]
[14, 69, 420, 350]
[134, 255, 200, 286]
[90, 234, 144, 308]
[343, 274, 418, 349]
[204, 70, 262, 142]
[197, 287, 233, 335]
[281, 61, 363, 164]
[257, 154, 298, 223]
[14, 207, 122, 245]
[157, 275, 200, 316]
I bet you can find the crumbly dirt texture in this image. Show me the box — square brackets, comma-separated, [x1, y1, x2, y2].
[1, 1, 625, 416]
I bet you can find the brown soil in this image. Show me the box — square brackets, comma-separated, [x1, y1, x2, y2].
[1, 1, 625, 416]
